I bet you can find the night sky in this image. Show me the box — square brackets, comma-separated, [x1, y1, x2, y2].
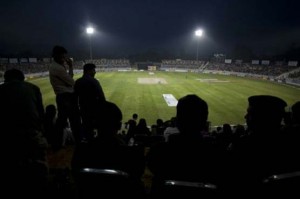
[0, 0, 299, 59]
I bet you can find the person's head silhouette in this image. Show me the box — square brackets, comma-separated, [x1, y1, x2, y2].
[245, 95, 287, 132]
[176, 94, 208, 135]
[4, 68, 25, 82]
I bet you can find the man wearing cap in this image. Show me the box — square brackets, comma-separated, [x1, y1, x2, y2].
[245, 95, 287, 133]
[228, 95, 287, 195]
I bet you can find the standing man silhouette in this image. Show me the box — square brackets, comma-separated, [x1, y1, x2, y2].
[75, 63, 106, 141]
[49, 45, 81, 148]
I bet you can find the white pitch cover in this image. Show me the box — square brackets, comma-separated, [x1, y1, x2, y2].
[163, 94, 178, 107]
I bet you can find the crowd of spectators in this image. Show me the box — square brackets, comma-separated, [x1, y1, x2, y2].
[1, 63, 299, 197]
[288, 70, 300, 79]
[161, 59, 208, 70]
[206, 63, 297, 77]
[1, 58, 299, 79]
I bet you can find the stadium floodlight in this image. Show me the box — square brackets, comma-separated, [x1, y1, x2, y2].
[86, 27, 94, 34]
[86, 27, 94, 60]
[195, 29, 203, 61]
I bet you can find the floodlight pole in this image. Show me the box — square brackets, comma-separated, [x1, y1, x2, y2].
[86, 27, 94, 61]
[196, 39, 200, 62]
[89, 35, 93, 60]
[195, 29, 203, 62]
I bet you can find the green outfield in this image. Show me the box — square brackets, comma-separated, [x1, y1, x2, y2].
[30, 71, 300, 127]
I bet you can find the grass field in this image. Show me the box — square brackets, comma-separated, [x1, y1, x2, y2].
[29, 71, 300, 127]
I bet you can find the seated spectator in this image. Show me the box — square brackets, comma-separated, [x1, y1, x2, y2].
[215, 123, 233, 151]
[228, 95, 289, 195]
[72, 101, 145, 180]
[151, 118, 165, 136]
[281, 101, 300, 171]
[148, 94, 223, 192]
[0, 69, 48, 198]
[291, 101, 300, 126]
[163, 117, 180, 142]
[125, 113, 138, 143]
[135, 118, 151, 136]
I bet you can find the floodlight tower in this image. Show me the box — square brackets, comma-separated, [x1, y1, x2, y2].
[195, 29, 203, 62]
[86, 27, 94, 60]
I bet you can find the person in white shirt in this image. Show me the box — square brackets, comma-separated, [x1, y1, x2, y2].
[49, 45, 81, 149]
[163, 117, 180, 142]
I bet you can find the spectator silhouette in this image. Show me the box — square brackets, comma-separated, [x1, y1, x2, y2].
[0, 69, 48, 198]
[49, 45, 81, 148]
[151, 118, 165, 136]
[228, 95, 288, 195]
[281, 101, 300, 173]
[163, 117, 180, 142]
[216, 123, 233, 151]
[72, 101, 145, 179]
[135, 118, 151, 136]
[291, 101, 300, 126]
[72, 101, 145, 197]
[148, 94, 222, 193]
[74, 63, 106, 142]
[125, 113, 138, 143]
[125, 113, 138, 129]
